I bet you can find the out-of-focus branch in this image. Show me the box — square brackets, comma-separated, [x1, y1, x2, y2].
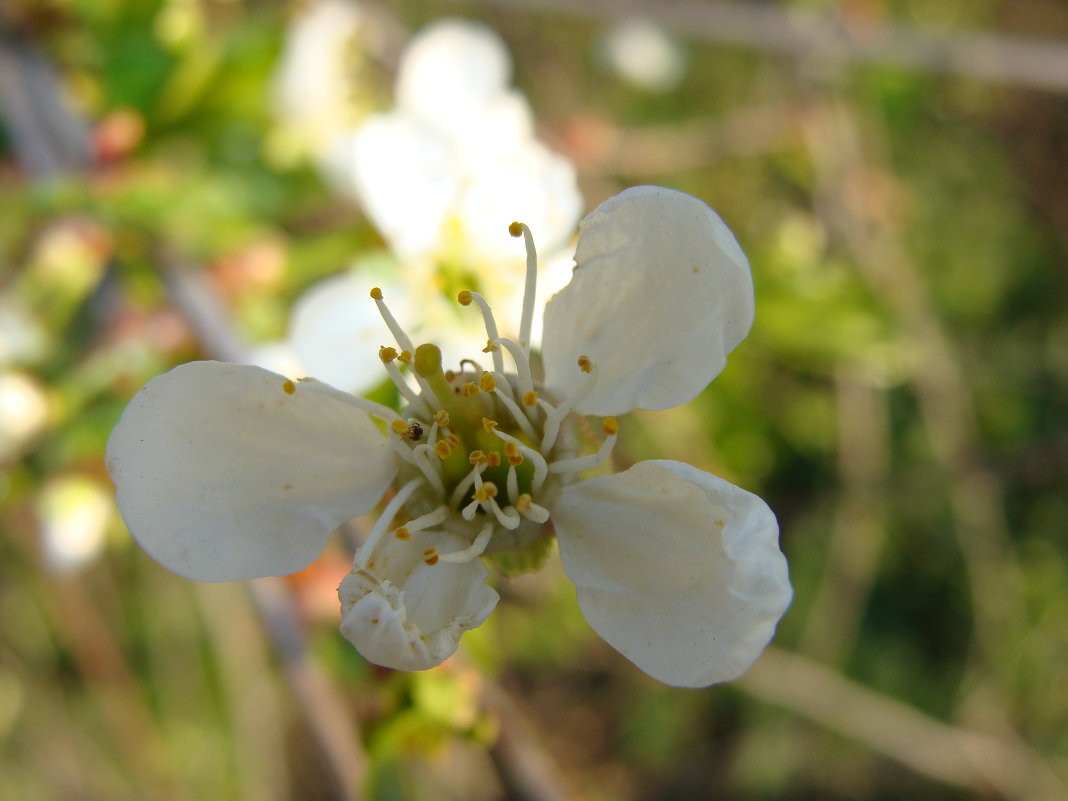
[740, 648, 1068, 801]
[0, 21, 92, 177]
[798, 372, 890, 662]
[473, 0, 1068, 94]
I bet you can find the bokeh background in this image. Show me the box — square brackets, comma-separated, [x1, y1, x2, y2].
[2, 1, 1067, 799]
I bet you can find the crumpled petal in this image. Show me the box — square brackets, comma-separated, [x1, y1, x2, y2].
[339, 531, 499, 670]
[552, 460, 791, 687]
[106, 362, 396, 582]
[541, 186, 754, 416]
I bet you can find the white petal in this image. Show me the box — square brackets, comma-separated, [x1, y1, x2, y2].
[552, 460, 791, 687]
[327, 115, 462, 259]
[458, 140, 582, 266]
[339, 531, 499, 670]
[106, 362, 396, 582]
[541, 186, 754, 416]
[396, 19, 511, 134]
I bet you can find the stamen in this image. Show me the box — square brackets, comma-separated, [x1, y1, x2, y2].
[548, 429, 618, 474]
[412, 445, 445, 495]
[388, 435, 416, 465]
[541, 356, 599, 453]
[479, 371, 496, 392]
[461, 382, 481, 397]
[511, 222, 538, 352]
[486, 451, 501, 468]
[458, 290, 505, 374]
[434, 410, 450, 427]
[482, 417, 498, 434]
[423, 546, 439, 566]
[491, 385, 539, 441]
[382, 358, 428, 412]
[507, 463, 519, 500]
[336, 392, 403, 425]
[515, 493, 551, 524]
[370, 288, 415, 353]
[404, 505, 449, 535]
[493, 337, 535, 397]
[491, 428, 549, 493]
[523, 390, 538, 407]
[450, 464, 482, 509]
[358, 478, 423, 567]
[433, 440, 453, 459]
[438, 522, 495, 563]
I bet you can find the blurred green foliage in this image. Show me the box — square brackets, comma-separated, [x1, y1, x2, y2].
[2, 1, 1067, 800]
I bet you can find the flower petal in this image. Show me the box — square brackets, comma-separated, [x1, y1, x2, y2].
[339, 531, 499, 670]
[396, 19, 511, 133]
[552, 460, 791, 687]
[541, 186, 754, 416]
[327, 114, 462, 259]
[106, 361, 396, 582]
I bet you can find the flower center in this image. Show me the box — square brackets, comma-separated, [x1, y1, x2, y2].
[355, 223, 619, 574]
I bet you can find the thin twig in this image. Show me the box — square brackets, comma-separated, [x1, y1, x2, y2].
[739, 648, 1068, 800]
[473, 0, 1068, 94]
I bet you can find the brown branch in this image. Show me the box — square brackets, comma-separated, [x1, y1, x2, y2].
[472, 0, 1068, 94]
[739, 648, 1068, 800]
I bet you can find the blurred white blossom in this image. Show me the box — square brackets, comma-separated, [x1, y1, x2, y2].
[38, 476, 114, 574]
[599, 17, 686, 92]
[0, 371, 47, 463]
[271, 0, 386, 162]
[262, 18, 583, 395]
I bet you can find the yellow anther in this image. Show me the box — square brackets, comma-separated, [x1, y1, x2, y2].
[482, 418, 499, 434]
[461, 382, 480, 397]
[457, 290, 473, 306]
[397, 349, 412, 365]
[486, 452, 501, 468]
[282, 380, 296, 395]
[390, 419, 410, 435]
[479, 372, 496, 392]
[434, 440, 452, 459]
[394, 526, 411, 541]
[508, 221, 523, 237]
[603, 416, 619, 436]
[434, 409, 450, 426]
[516, 493, 533, 513]
[379, 346, 398, 363]
[474, 483, 498, 502]
[483, 339, 499, 353]
[468, 450, 487, 465]
[578, 355, 594, 374]
[423, 546, 439, 566]
[370, 287, 383, 300]
[522, 390, 538, 407]
[505, 441, 523, 466]
[446, 434, 460, 448]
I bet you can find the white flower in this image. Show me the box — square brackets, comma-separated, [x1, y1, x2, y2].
[599, 17, 686, 92]
[107, 186, 791, 688]
[271, 0, 380, 160]
[323, 18, 582, 321]
[262, 19, 583, 395]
